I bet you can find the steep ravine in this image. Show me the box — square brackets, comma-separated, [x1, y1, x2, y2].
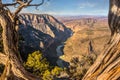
[56, 44, 64, 67]
[56, 33, 74, 67]
[18, 13, 72, 65]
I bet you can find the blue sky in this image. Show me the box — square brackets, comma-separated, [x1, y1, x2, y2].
[4, 0, 109, 16]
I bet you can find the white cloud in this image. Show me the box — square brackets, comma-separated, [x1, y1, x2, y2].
[79, 2, 96, 9]
[19, 9, 107, 16]
[28, 10, 81, 16]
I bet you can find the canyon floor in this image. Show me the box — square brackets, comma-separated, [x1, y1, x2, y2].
[56, 16, 111, 63]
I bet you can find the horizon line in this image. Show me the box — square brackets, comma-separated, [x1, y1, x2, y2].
[20, 12, 108, 17]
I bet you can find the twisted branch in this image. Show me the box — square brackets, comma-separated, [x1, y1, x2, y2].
[1, 0, 45, 17]
[0, 53, 7, 65]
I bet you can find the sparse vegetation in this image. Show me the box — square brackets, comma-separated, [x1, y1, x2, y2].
[24, 51, 49, 75]
[42, 66, 63, 80]
[0, 0, 119, 79]
[24, 51, 63, 80]
[66, 54, 96, 80]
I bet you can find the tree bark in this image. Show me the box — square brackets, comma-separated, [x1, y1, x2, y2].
[83, 0, 120, 80]
[0, 8, 41, 80]
[0, 53, 7, 65]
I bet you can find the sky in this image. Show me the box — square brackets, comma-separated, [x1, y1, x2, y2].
[4, 0, 109, 16]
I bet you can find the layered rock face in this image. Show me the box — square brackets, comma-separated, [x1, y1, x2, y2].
[18, 13, 71, 61]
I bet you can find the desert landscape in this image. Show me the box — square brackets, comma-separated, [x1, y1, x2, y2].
[1, 0, 120, 80]
[55, 16, 110, 63]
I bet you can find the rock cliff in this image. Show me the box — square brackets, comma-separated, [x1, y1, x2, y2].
[18, 13, 72, 61]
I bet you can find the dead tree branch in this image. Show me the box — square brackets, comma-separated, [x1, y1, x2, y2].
[0, 53, 7, 65]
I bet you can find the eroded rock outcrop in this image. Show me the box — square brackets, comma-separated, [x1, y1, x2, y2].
[18, 13, 72, 61]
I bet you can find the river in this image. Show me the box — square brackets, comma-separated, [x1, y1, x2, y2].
[56, 32, 74, 67]
[56, 44, 64, 67]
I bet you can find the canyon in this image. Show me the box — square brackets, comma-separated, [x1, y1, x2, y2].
[18, 14, 110, 67]
[18, 13, 72, 65]
[57, 16, 110, 63]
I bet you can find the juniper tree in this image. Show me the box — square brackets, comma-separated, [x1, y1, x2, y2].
[0, 0, 45, 80]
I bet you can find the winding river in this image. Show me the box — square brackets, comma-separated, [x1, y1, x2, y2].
[56, 32, 74, 67]
[56, 44, 64, 67]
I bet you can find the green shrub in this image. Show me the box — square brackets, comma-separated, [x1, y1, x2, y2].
[51, 66, 63, 77]
[42, 70, 53, 80]
[24, 51, 49, 75]
[24, 51, 63, 80]
[42, 66, 63, 80]
[67, 54, 96, 80]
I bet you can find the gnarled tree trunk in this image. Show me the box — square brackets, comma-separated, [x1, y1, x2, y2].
[83, 0, 120, 80]
[0, 7, 41, 80]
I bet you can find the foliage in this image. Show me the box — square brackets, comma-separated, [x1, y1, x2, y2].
[51, 66, 63, 76]
[24, 51, 95, 80]
[25, 51, 49, 75]
[66, 54, 96, 80]
[42, 70, 52, 80]
[42, 67, 63, 80]
[24, 51, 63, 80]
